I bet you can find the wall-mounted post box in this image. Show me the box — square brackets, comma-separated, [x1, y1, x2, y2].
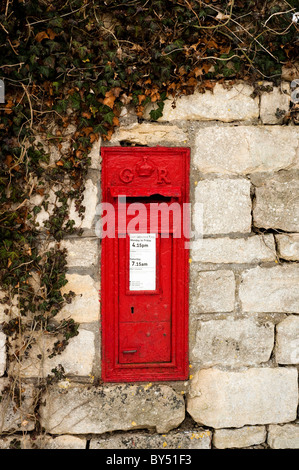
[101, 147, 190, 382]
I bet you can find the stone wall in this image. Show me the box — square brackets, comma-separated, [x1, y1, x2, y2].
[0, 81, 299, 449]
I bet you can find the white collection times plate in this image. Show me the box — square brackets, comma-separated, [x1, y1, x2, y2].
[129, 233, 156, 291]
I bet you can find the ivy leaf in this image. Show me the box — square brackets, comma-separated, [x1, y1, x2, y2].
[35, 31, 49, 42]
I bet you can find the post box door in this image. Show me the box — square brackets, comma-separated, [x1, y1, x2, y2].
[118, 230, 173, 364]
[101, 147, 190, 382]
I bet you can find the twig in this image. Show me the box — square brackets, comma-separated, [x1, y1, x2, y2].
[21, 84, 34, 130]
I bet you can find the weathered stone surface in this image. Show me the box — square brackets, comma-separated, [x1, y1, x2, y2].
[0, 291, 19, 323]
[190, 270, 235, 313]
[89, 136, 102, 170]
[275, 316, 299, 365]
[191, 235, 276, 264]
[260, 83, 291, 124]
[213, 425, 266, 449]
[0, 379, 35, 432]
[39, 435, 87, 449]
[253, 174, 299, 232]
[58, 273, 99, 323]
[194, 179, 252, 234]
[90, 428, 211, 449]
[61, 237, 99, 268]
[144, 83, 259, 122]
[191, 318, 274, 366]
[194, 126, 298, 174]
[9, 328, 95, 378]
[0, 434, 86, 449]
[111, 122, 187, 145]
[39, 383, 185, 434]
[32, 178, 98, 232]
[275, 233, 299, 261]
[187, 367, 298, 429]
[239, 266, 299, 313]
[69, 179, 98, 230]
[0, 332, 6, 376]
[268, 424, 299, 449]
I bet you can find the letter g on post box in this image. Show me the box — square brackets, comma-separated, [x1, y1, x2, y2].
[101, 147, 190, 382]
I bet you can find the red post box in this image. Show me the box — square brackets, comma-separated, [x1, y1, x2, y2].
[101, 147, 190, 382]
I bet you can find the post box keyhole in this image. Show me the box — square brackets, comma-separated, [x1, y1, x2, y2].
[131, 306, 134, 314]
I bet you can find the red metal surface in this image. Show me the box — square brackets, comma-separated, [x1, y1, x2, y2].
[101, 147, 190, 382]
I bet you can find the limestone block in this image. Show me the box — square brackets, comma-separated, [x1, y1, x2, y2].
[268, 424, 299, 449]
[68, 179, 98, 230]
[191, 235, 276, 264]
[0, 332, 6, 376]
[110, 122, 187, 145]
[39, 383, 185, 434]
[194, 179, 252, 235]
[9, 328, 95, 378]
[89, 136, 102, 170]
[38, 435, 87, 449]
[144, 82, 259, 122]
[60, 237, 99, 268]
[253, 174, 299, 232]
[0, 434, 86, 449]
[190, 270, 235, 313]
[275, 233, 299, 261]
[0, 379, 35, 432]
[90, 428, 211, 449]
[239, 266, 299, 313]
[187, 367, 298, 429]
[194, 126, 298, 174]
[213, 425, 266, 449]
[0, 291, 19, 323]
[260, 83, 291, 124]
[275, 316, 299, 365]
[58, 273, 99, 323]
[191, 318, 274, 366]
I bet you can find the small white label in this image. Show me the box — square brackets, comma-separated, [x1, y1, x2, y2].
[129, 233, 156, 291]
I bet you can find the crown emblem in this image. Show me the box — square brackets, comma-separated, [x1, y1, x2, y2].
[135, 156, 155, 177]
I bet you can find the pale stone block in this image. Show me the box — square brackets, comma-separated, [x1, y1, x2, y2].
[58, 273, 99, 323]
[60, 237, 99, 268]
[275, 233, 299, 261]
[38, 435, 87, 449]
[144, 82, 259, 122]
[190, 270, 235, 313]
[194, 126, 298, 175]
[39, 383, 185, 434]
[191, 235, 276, 264]
[69, 179, 98, 230]
[0, 379, 35, 432]
[253, 174, 299, 232]
[110, 122, 187, 145]
[187, 367, 298, 429]
[191, 318, 274, 366]
[213, 425, 266, 449]
[0, 332, 6, 376]
[0, 434, 86, 449]
[10, 328, 95, 378]
[268, 424, 299, 449]
[275, 316, 299, 365]
[260, 83, 291, 124]
[90, 428, 212, 449]
[89, 136, 102, 170]
[239, 266, 299, 313]
[194, 179, 252, 234]
[0, 291, 19, 323]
